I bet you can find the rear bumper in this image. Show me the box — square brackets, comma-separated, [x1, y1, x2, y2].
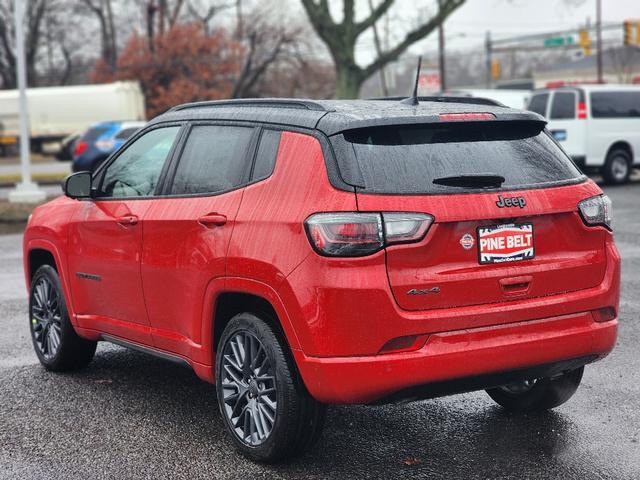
[295, 312, 617, 404]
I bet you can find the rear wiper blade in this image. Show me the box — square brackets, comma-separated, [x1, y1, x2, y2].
[432, 174, 505, 188]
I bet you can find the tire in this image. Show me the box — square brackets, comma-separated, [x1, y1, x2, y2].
[601, 148, 631, 185]
[29, 265, 97, 371]
[486, 366, 584, 412]
[215, 312, 325, 462]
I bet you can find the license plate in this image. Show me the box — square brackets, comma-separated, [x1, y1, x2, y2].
[477, 223, 534, 264]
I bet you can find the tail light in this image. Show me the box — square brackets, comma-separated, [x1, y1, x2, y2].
[305, 212, 434, 257]
[74, 141, 88, 157]
[578, 195, 612, 230]
[577, 101, 587, 119]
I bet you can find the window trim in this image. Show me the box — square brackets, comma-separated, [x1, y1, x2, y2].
[550, 90, 577, 120]
[91, 121, 187, 201]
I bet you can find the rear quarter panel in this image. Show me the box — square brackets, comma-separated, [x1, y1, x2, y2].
[226, 131, 357, 351]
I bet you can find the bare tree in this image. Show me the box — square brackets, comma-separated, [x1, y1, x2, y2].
[187, 0, 233, 35]
[81, 0, 118, 71]
[0, 0, 50, 88]
[231, 13, 301, 98]
[300, 0, 465, 98]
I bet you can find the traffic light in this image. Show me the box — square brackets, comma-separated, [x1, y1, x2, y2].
[579, 29, 592, 56]
[491, 59, 501, 80]
[624, 20, 634, 45]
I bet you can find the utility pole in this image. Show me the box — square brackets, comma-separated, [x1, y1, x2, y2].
[438, 0, 446, 92]
[485, 30, 492, 88]
[596, 0, 603, 83]
[8, 0, 45, 204]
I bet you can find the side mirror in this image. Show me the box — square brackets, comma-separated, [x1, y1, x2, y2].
[63, 171, 92, 199]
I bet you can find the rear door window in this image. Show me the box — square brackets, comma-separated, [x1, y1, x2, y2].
[170, 125, 254, 195]
[82, 126, 110, 142]
[550, 92, 576, 119]
[590, 91, 640, 118]
[528, 93, 549, 116]
[251, 129, 281, 182]
[115, 127, 141, 140]
[331, 122, 583, 195]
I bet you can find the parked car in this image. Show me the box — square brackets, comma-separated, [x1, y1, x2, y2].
[72, 121, 145, 172]
[24, 98, 619, 463]
[526, 84, 640, 184]
[55, 132, 80, 161]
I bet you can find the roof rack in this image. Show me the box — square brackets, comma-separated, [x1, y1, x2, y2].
[371, 96, 506, 107]
[168, 98, 328, 113]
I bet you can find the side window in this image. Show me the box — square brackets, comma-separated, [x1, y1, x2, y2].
[591, 91, 640, 118]
[171, 125, 253, 195]
[528, 93, 549, 117]
[97, 126, 180, 198]
[550, 92, 576, 119]
[252, 130, 282, 181]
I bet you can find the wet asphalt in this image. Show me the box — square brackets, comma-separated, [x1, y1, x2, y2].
[0, 181, 638, 479]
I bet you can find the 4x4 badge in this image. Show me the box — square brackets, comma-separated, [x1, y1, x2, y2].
[496, 195, 526, 208]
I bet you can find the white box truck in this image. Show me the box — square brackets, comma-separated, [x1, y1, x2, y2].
[0, 81, 145, 154]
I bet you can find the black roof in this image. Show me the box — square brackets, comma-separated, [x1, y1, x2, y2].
[151, 98, 544, 136]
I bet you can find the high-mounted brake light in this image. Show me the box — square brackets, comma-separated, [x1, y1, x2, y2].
[577, 101, 587, 120]
[439, 113, 496, 122]
[578, 195, 612, 230]
[305, 212, 434, 257]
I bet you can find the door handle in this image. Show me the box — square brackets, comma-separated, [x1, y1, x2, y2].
[198, 213, 227, 227]
[116, 215, 138, 226]
[499, 275, 532, 296]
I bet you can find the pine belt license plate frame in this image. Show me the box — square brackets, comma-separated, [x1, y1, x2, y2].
[477, 223, 535, 265]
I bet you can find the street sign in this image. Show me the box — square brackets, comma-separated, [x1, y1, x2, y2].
[543, 36, 575, 48]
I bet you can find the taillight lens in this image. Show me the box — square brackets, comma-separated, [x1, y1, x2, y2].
[577, 101, 587, 119]
[578, 195, 613, 230]
[74, 141, 88, 157]
[305, 212, 433, 257]
[383, 213, 434, 244]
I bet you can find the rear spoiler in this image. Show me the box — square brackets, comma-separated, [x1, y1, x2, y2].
[322, 111, 547, 137]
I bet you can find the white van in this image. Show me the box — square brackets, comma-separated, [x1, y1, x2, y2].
[526, 85, 640, 184]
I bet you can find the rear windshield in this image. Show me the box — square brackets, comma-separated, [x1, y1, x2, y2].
[590, 91, 640, 118]
[115, 127, 141, 140]
[82, 126, 110, 142]
[331, 122, 583, 194]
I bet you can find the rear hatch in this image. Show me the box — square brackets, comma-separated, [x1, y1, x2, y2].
[331, 119, 607, 311]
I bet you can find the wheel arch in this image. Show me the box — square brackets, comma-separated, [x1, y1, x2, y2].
[28, 248, 58, 280]
[24, 239, 77, 324]
[200, 277, 303, 369]
[606, 141, 633, 161]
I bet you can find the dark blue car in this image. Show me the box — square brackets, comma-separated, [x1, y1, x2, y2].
[72, 121, 145, 172]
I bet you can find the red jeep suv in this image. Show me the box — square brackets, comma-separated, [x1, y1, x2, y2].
[23, 98, 619, 462]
